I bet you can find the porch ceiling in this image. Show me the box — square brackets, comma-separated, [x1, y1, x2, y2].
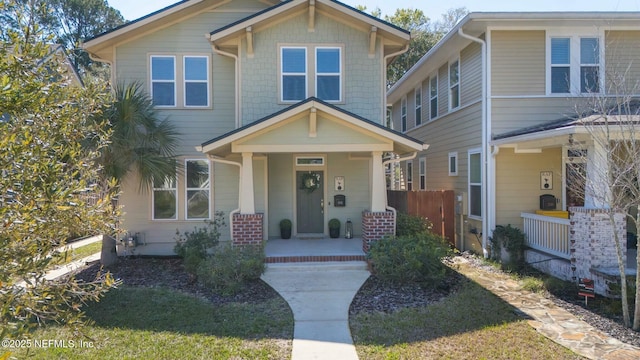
[198, 97, 427, 157]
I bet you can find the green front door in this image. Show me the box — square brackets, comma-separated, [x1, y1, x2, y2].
[296, 171, 324, 233]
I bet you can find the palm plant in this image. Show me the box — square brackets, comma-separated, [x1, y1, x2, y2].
[101, 81, 180, 192]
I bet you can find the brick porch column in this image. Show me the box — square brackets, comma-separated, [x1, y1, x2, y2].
[569, 207, 626, 295]
[232, 213, 264, 246]
[362, 210, 395, 252]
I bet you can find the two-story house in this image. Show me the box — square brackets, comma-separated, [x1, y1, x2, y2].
[388, 12, 640, 293]
[84, 0, 427, 256]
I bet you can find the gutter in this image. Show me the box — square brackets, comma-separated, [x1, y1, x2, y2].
[207, 155, 242, 242]
[209, 42, 241, 128]
[457, 27, 490, 258]
[382, 43, 410, 123]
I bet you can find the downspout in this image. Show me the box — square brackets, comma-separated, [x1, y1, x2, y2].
[209, 42, 240, 128]
[207, 155, 242, 241]
[382, 149, 428, 234]
[383, 43, 410, 123]
[88, 53, 115, 87]
[458, 27, 490, 258]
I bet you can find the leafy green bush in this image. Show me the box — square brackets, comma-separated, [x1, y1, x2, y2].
[197, 244, 266, 295]
[174, 212, 225, 274]
[367, 232, 452, 287]
[489, 225, 526, 270]
[396, 212, 432, 237]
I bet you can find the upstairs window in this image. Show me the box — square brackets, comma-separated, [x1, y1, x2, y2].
[415, 86, 422, 126]
[401, 96, 407, 132]
[548, 34, 601, 95]
[281, 47, 307, 101]
[151, 56, 176, 107]
[580, 38, 600, 93]
[316, 47, 341, 101]
[449, 59, 460, 110]
[430, 75, 438, 119]
[184, 56, 209, 107]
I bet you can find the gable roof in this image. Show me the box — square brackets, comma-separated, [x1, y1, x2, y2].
[199, 97, 426, 155]
[208, 0, 409, 45]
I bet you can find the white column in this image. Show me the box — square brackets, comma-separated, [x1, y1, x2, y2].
[371, 151, 386, 212]
[240, 152, 255, 214]
[584, 141, 611, 209]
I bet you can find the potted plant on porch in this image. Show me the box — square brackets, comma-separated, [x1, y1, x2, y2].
[279, 219, 292, 239]
[328, 218, 341, 238]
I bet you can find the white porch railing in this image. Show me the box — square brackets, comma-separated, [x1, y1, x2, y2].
[521, 213, 571, 260]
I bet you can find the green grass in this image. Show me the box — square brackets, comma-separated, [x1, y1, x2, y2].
[350, 278, 584, 359]
[51, 241, 103, 267]
[11, 286, 293, 360]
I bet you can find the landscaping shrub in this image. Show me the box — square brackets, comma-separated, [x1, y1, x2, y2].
[174, 212, 225, 274]
[368, 232, 452, 288]
[197, 244, 266, 295]
[396, 212, 433, 237]
[489, 224, 527, 270]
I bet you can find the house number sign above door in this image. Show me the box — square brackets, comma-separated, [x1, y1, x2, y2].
[540, 171, 553, 190]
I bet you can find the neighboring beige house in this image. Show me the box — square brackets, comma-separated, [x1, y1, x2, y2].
[83, 0, 427, 256]
[388, 12, 640, 294]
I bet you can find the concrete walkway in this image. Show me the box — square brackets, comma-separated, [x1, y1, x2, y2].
[452, 256, 640, 360]
[261, 261, 370, 360]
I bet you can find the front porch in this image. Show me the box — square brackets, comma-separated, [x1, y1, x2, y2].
[264, 237, 366, 263]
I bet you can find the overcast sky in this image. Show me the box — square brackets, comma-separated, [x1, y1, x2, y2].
[108, 0, 640, 22]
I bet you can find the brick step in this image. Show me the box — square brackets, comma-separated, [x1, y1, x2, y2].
[265, 254, 366, 263]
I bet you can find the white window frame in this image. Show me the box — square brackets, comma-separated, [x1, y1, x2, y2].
[401, 96, 407, 132]
[281, 46, 308, 102]
[183, 56, 210, 108]
[448, 152, 458, 176]
[419, 157, 426, 190]
[406, 160, 413, 191]
[546, 30, 604, 96]
[468, 149, 482, 219]
[579, 37, 601, 94]
[415, 85, 422, 127]
[315, 47, 342, 102]
[429, 74, 438, 120]
[150, 55, 177, 108]
[152, 175, 177, 221]
[449, 58, 460, 110]
[185, 159, 211, 220]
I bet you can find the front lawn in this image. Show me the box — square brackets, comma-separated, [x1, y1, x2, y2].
[9, 258, 294, 360]
[350, 276, 584, 359]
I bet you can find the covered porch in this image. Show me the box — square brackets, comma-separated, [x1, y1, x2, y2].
[264, 237, 365, 263]
[198, 98, 427, 252]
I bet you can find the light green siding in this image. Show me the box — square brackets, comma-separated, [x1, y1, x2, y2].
[460, 41, 482, 105]
[325, 153, 369, 235]
[491, 98, 585, 136]
[491, 30, 546, 96]
[240, 11, 383, 124]
[268, 154, 294, 237]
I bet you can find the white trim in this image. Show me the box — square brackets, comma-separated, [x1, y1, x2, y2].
[406, 160, 413, 191]
[400, 95, 407, 132]
[152, 174, 178, 221]
[185, 159, 211, 220]
[448, 57, 460, 110]
[315, 46, 343, 102]
[150, 55, 177, 108]
[429, 73, 438, 120]
[545, 29, 605, 95]
[448, 151, 458, 176]
[468, 148, 482, 220]
[414, 85, 422, 127]
[280, 46, 308, 102]
[183, 56, 210, 108]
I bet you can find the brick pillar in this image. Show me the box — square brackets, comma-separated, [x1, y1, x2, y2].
[362, 211, 395, 252]
[232, 213, 264, 246]
[569, 207, 626, 295]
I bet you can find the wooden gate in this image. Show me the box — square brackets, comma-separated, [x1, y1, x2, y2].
[387, 190, 455, 246]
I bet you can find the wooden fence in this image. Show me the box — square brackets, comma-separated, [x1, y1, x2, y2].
[387, 190, 456, 246]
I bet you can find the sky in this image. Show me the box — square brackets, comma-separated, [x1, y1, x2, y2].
[108, 0, 640, 22]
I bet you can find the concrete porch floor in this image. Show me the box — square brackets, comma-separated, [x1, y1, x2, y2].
[264, 237, 366, 263]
